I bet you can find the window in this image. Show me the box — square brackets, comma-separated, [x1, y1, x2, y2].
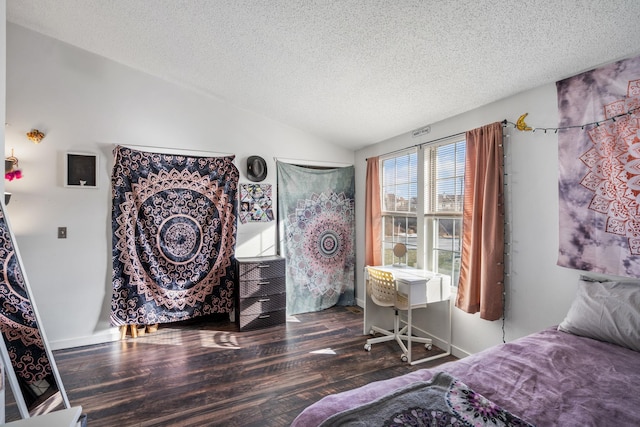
[424, 140, 465, 285]
[381, 151, 418, 266]
[380, 138, 465, 282]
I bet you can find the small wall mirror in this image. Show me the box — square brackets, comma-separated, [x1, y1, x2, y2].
[0, 202, 71, 419]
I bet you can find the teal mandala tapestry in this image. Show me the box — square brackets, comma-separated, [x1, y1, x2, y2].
[277, 162, 355, 315]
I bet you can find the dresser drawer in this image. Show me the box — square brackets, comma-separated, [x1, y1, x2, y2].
[238, 293, 286, 315]
[238, 256, 285, 280]
[238, 309, 286, 331]
[235, 256, 286, 331]
[238, 276, 286, 298]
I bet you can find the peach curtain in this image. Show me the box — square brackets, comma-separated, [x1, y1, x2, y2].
[365, 157, 382, 266]
[455, 122, 505, 321]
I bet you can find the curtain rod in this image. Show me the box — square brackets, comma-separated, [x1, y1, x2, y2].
[274, 157, 353, 167]
[366, 120, 508, 161]
[117, 143, 234, 158]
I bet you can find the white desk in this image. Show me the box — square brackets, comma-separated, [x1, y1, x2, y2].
[364, 265, 452, 365]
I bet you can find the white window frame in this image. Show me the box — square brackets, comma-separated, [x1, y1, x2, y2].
[380, 149, 419, 267]
[379, 137, 465, 281]
[423, 137, 465, 282]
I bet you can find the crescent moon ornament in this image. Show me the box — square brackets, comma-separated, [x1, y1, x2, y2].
[516, 113, 533, 131]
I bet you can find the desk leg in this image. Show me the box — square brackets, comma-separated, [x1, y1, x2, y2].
[407, 298, 413, 363]
[363, 278, 369, 336]
[410, 293, 453, 366]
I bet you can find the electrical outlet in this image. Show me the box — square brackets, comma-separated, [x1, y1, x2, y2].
[58, 227, 67, 239]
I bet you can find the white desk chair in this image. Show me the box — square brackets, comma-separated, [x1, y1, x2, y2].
[364, 266, 432, 362]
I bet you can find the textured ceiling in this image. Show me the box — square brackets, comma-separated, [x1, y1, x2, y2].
[6, 1, 640, 150]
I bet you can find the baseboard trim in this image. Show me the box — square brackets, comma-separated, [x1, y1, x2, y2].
[450, 345, 471, 359]
[50, 328, 121, 350]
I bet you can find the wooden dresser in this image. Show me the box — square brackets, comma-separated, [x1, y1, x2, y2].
[235, 255, 286, 331]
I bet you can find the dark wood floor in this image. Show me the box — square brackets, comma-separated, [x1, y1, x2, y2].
[5, 306, 456, 426]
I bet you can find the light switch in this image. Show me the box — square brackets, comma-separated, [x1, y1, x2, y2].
[58, 227, 67, 239]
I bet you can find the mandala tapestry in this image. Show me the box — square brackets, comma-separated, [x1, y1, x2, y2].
[0, 208, 55, 395]
[111, 146, 239, 326]
[239, 183, 273, 223]
[277, 162, 355, 315]
[557, 54, 640, 277]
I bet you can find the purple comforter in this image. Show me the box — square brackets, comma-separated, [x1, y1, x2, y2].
[291, 328, 640, 426]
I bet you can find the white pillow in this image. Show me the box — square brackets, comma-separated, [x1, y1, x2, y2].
[558, 276, 640, 352]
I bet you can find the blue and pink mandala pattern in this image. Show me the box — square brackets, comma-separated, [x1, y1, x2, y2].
[277, 162, 355, 315]
[111, 146, 239, 326]
[286, 191, 354, 298]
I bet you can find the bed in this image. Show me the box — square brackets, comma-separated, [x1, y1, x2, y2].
[291, 276, 640, 426]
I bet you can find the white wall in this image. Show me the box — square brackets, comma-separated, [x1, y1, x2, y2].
[355, 83, 581, 356]
[4, 23, 353, 349]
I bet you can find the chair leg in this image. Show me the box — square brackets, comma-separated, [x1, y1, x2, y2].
[366, 325, 396, 346]
[369, 325, 394, 337]
[365, 309, 433, 356]
[394, 310, 408, 355]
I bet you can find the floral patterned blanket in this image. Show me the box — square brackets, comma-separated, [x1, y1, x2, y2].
[318, 372, 533, 427]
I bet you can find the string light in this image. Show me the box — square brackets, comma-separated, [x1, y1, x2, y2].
[502, 106, 639, 133]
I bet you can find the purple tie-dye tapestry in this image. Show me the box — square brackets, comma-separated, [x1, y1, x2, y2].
[277, 162, 355, 315]
[557, 55, 640, 277]
[111, 146, 239, 326]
